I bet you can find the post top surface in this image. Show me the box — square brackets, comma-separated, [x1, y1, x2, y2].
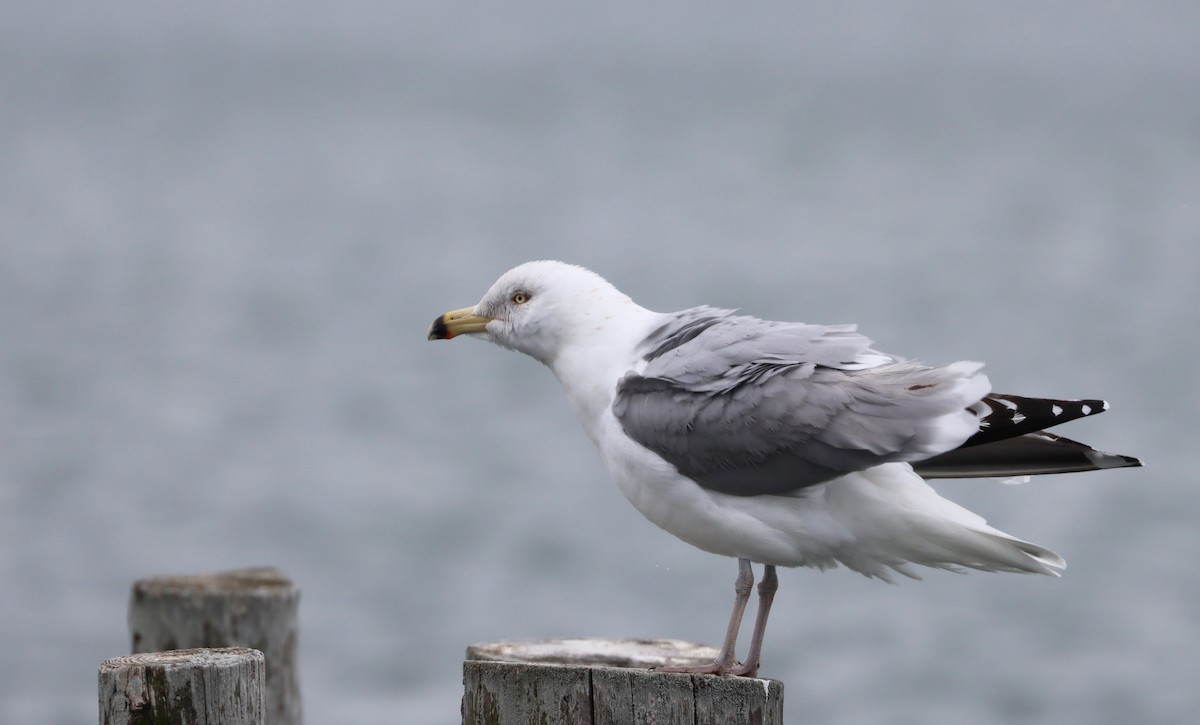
[467, 637, 723, 669]
[99, 647, 264, 672]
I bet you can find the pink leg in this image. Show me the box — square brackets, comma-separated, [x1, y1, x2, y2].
[731, 564, 778, 677]
[658, 558, 754, 675]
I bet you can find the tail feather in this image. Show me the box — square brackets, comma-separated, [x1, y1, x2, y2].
[975, 530, 1066, 576]
[829, 466, 1067, 579]
[901, 525, 1066, 578]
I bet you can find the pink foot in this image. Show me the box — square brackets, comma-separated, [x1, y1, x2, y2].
[655, 658, 757, 676]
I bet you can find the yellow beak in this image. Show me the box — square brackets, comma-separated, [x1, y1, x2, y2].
[428, 306, 494, 340]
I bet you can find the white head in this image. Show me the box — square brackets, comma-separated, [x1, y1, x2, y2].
[428, 260, 642, 366]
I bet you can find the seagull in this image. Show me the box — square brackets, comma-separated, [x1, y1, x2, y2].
[428, 260, 1141, 677]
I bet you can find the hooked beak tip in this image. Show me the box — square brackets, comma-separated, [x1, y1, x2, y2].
[428, 307, 492, 340]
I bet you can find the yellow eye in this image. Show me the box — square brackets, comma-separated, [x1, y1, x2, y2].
[511, 292, 530, 304]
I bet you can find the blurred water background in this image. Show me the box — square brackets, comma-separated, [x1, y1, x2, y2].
[2, 2, 1198, 723]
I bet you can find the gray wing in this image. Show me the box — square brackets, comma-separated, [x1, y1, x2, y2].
[612, 307, 987, 496]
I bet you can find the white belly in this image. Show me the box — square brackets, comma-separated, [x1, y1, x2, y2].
[594, 413, 1063, 580]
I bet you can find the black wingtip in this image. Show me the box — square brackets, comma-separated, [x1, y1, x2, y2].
[963, 394, 1115, 449]
[916, 431, 1144, 479]
[1108, 453, 1144, 469]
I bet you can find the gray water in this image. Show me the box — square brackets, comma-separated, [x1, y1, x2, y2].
[2, 2, 1198, 723]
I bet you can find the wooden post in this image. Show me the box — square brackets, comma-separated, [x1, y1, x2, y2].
[128, 567, 301, 725]
[463, 638, 784, 725]
[99, 647, 264, 725]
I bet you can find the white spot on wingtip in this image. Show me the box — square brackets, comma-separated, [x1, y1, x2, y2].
[996, 475, 1032, 485]
[1081, 405, 1092, 415]
[1051, 404, 1063, 416]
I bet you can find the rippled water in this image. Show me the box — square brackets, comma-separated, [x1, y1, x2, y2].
[2, 3, 1197, 723]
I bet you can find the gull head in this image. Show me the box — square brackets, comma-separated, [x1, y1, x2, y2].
[427, 260, 639, 366]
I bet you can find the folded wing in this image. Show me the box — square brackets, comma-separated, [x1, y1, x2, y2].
[614, 308, 991, 496]
[614, 308, 1142, 496]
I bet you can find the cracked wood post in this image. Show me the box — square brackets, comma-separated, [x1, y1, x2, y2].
[99, 647, 264, 725]
[462, 638, 784, 725]
[128, 567, 301, 725]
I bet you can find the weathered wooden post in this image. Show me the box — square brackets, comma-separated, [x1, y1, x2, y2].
[128, 567, 301, 725]
[99, 647, 264, 725]
[463, 638, 784, 724]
